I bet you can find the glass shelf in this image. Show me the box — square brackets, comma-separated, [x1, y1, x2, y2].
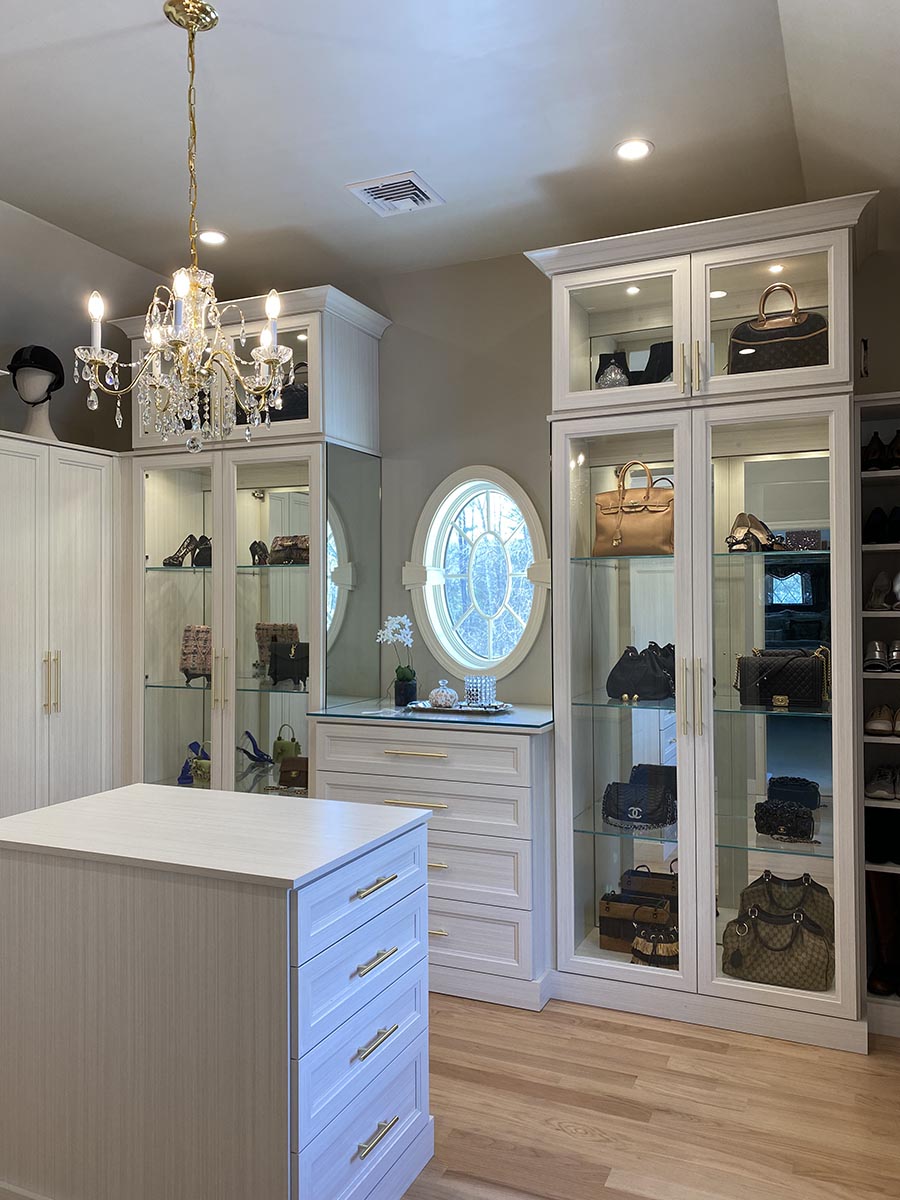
[574, 803, 677, 842]
[145, 679, 210, 692]
[571, 550, 829, 565]
[571, 690, 830, 717]
[145, 678, 309, 696]
[716, 812, 834, 859]
[571, 693, 676, 712]
[145, 565, 210, 573]
[145, 563, 309, 573]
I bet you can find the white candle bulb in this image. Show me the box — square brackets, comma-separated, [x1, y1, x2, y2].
[173, 269, 190, 333]
[259, 326, 273, 351]
[88, 291, 104, 351]
[149, 326, 163, 379]
[265, 289, 280, 347]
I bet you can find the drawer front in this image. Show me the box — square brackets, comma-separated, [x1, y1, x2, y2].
[292, 959, 427, 1150]
[426, 831, 532, 909]
[316, 771, 532, 839]
[428, 898, 533, 979]
[292, 1032, 429, 1200]
[293, 888, 427, 1054]
[315, 722, 531, 786]
[291, 828, 427, 966]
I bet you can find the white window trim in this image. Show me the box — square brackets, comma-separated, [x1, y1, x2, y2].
[404, 466, 550, 681]
[326, 503, 352, 650]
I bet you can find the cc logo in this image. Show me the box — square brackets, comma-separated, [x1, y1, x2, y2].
[628, 806, 642, 820]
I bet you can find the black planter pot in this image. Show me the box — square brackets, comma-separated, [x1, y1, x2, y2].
[394, 678, 417, 707]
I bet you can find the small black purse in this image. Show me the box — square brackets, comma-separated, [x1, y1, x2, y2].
[601, 764, 677, 831]
[268, 641, 310, 687]
[606, 641, 675, 702]
[767, 775, 822, 810]
[754, 798, 816, 843]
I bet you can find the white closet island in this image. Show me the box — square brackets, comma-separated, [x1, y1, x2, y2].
[0, 785, 433, 1200]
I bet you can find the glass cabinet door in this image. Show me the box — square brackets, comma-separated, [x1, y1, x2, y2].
[554, 412, 697, 989]
[691, 231, 849, 398]
[225, 450, 319, 796]
[141, 458, 219, 788]
[695, 398, 855, 1015]
[556, 256, 691, 409]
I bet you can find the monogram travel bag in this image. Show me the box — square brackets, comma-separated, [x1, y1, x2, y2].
[727, 283, 828, 374]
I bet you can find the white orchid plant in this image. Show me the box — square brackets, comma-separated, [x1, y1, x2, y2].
[376, 614, 416, 682]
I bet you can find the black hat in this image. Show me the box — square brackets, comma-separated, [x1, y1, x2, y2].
[7, 345, 65, 394]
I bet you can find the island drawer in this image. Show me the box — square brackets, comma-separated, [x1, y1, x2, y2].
[315, 771, 533, 839]
[427, 898, 533, 979]
[426, 831, 532, 909]
[291, 827, 427, 966]
[292, 887, 427, 1054]
[314, 723, 531, 786]
[292, 1032, 429, 1200]
[291, 958, 428, 1150]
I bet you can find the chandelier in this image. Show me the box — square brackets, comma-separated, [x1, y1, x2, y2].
[76, 0, 292, 452]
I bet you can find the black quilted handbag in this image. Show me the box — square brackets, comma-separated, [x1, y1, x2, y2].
[601, 764, 677, 831]
[727, 283, 828, 374]
[733, 646, 830, 708]
[754, 798, 816, 843]
[767, 776, 822, 810]
[268, 641, 310, 687]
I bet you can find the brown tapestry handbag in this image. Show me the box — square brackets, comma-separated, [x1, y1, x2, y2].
[593, 460, 674, 557]
[598, 892, 673, 954]
[620, 863, 679, 912]
[269, 535, 310, 565]
[631, 925, 679, 970]
[727, 283, 828, 375]
[721, 907, 835, 991]
[179, 624, 212, 684]
[255, 622, 300, 667]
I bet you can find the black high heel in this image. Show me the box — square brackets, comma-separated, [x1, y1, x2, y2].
[250, 540, 269, 565]
[193, 536, 212, 567]
[163, 534, 198, 567]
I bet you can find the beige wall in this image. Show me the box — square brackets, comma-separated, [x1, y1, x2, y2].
[370, 253, 553, 705]
[0, 199, 160, 450]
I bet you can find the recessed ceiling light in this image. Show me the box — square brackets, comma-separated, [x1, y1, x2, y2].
[615, 138, 654, 161]
[709, 289, 728, 299]
[297, 332, 308, 342]
[626, 285, 641, 296]
[739, 347, 756, 355]
[768, 263, 784, 274]
[198, 229, 227, 246]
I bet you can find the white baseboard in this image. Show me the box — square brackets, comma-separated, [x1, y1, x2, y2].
[548, 971, 869, 1053]
[367, 1118, 434, 1200]
[867, 995, 900, 1038]
[430, 965, 552, 1011]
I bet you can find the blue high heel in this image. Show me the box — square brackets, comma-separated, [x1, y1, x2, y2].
[237, 730, 273, 765]
[188, 741, 210, 761]
[177, 757, 194, 787]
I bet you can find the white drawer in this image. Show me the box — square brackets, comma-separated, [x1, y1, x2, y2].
[293, 888, 427, 1054]
[292, 1032, 429, 1200]
[291, 828, 427, 966]
[315, 722, 531, 787]
[426, 831, 532, 909]
[316, 771, 533, 839]
[291, 959, 428, 1150]
[427, 898, 533, 979]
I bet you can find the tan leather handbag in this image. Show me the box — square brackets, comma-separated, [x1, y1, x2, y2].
[593, 460, 674, 556]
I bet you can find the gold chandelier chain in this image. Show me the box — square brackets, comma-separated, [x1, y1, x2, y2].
[187, 27, 199, 269]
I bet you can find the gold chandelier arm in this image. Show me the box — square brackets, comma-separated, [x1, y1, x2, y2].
[91, 352, 161, 398]
[206, 348, 273, 400]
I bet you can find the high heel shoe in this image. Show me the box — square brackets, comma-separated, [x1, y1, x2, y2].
[163, 533, 198, 567]
[250, 540, 269, 566]
[867, 571, 892, 610]
[745, 514, 787, 551]
[862, 431, 889, 471]
[237, 730, 274, 765]
[725, 512, 758, 552]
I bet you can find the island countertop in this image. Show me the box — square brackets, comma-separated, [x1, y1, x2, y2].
[0, 783, 431, 888]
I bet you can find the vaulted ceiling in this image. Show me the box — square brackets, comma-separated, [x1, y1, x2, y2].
[1, 0, 896, 298]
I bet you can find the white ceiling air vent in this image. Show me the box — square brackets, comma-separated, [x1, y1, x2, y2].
[347, 171, 445, 217]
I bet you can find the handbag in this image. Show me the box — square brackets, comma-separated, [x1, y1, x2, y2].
[593, 460, 674, 557]
[727, 283, 828, 374]
[754, 798, 816, 843]
[255, 622, 299, 667]
[269, 535, 310, 565]
[767, 775, 821, 810]
[273, 723, 302, 764]
[602, 763, 677, 831]
[268, 641, 310, 687]
[620, 863, 678, 910]
[598, 892, 673, 954]
[733, 646, 830, 708]
[631, 925, 679, 970]
[190, 740, 211, 785]
[179, 624, 212, 684]
[278, 756, 309, 788]
[721, 908, 835, 991]
[739, 870, 834, 941]
[606, 642, 675, 702]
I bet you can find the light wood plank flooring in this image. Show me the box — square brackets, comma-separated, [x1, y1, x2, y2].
[405, 994, 900, 1200]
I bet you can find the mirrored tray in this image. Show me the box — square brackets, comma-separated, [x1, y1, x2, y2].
[406, 701, 514, 715]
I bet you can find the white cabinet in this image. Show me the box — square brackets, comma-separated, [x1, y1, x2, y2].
[529, 193, 876, 415]
[0, 434, 113, 817]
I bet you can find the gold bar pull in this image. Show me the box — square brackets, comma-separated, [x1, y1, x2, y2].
[356, 873, 398, 901]
[383, 749, 448, 759]
[428, 862, 450, 870]
[52, 651, 61, 713]
[383, 799, 448, 810]
[42, 652, 51, 715]
[678, 342, 686, 393]
[222, 653, 229, 707]
[680, 658, 689, 737]
[358, 1115, 399, 1160]
[211, 651, 220, 709]
[357, 1023, 399, 1062]
[694, 657, 703, 736]
[692, 340, 701, 391]
[357, 946, 399, 978]
[429, 928, 449, 937]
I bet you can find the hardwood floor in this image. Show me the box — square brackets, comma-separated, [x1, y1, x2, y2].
[404, 994, 900, 1200]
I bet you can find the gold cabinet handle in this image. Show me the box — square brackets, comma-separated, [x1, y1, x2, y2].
[429, 928, 449, 937]
[42, 652, 51, 715]
[694, 657, 703, 736]
[212, 651, 220, 709]
[383, 799, 448, 810]
[358, 1115, 399, 1160]
[428, 862, 450, 870]
[680, 658, 688, 737]
[383, 749, 448, 759]
[356, 873, 398, 900]
[357, 946, 398, 977]
[357, 1023, 399, 1062]
[222, 653, 229, 707]
[692, 339, 701, 391]
[52, 650, 61, 713]
[678, 342, 686, 393]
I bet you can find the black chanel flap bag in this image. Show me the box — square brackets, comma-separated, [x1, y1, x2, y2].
[727, 283, 828, 374]
[601, 764, 677, 831]
[767, 775, 822, 810]
[733, 646, 830, 708]
[754, 798, 816, 843]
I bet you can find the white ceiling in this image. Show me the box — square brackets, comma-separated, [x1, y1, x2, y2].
[0, 0, 894, 299]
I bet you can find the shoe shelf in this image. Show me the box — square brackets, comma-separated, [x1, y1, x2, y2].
[861, 469, 900, 482]
[862, 543, 900, 553]
[864, 798, 900, 810]
[865, 862, 900, 875]
[862, 611, 900, 618]
[863, 671, 900, 679]
[863, 734, 900, 744]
